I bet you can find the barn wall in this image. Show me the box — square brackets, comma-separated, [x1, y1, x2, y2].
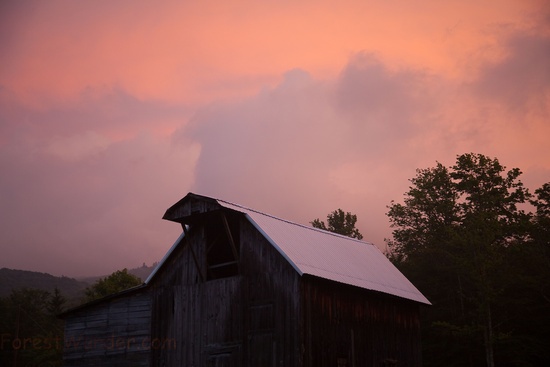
[150, 210, 302, 367]
[302, 276, 422, 367]
[150, 222, 201, 366]
[151, 278, 244, 366]
[63, 290, 152, 367]
[240, 215, 302, 367]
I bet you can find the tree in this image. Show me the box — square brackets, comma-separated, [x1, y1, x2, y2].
[84, 268, 142, 302]
[385, 162, 459, 264]
[0, 288, 66, 366]
[386, 153, 534, 367]
[532, 182, 550, 243]
[495, 182, 550, 364]
[47, 287, 67, 316]
[311, 208, 363, 240]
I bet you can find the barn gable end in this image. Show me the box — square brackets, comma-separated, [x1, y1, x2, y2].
[150, 198, 302, 366]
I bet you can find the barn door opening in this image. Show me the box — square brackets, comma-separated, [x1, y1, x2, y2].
[205, 212, 240, 280]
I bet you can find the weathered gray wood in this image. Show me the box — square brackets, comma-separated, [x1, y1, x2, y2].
[184, 224, 205, 282]
[63, 290, 151, 367]
[301, 276, 422, 367]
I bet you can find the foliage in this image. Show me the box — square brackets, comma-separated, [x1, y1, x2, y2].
[84, 268, 142, 302]
[311, 208, 364, 240]
[0, 268, 146, 366]
[0, 288, 66, 366]
[531, 182, 550, 242]
[386, 153, 550, 366]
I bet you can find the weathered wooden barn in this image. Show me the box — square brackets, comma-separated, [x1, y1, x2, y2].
[62, 192, 430, 367]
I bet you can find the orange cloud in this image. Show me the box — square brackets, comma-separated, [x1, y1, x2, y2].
[1, 0, 540, 106]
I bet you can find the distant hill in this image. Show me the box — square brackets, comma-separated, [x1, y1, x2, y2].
[0, 263, 157, 302]
[0, 268, 89, 300]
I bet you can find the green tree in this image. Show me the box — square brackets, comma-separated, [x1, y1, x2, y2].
[531, 182, 550, 243]
[508, 182, 550, 362]
[47, 287, 67, 316]
[0, 288, 65, 366]
[386, 153, 534, 367]
[84, 268, 142, 302]
[311, 208, 364, 240]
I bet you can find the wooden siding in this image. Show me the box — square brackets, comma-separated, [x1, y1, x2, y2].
[63, 290, 151, 367]
[150, 210, 302, 367]
[163, 194, 220, 222]
[241, 215, 302, 367]
[302, 276, 422, 367]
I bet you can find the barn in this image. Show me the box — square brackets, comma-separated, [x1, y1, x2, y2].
[61, 192, 430, 367]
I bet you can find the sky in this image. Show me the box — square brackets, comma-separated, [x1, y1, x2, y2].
[1, 0, 549, 277]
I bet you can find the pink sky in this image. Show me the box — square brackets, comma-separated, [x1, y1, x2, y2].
[1, 0, 549, 277]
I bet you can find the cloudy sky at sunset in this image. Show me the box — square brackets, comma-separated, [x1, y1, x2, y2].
[1, 0, 549, 277]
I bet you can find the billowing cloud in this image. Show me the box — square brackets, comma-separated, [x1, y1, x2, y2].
[183, 57, 454, 246]
[185, 70, 341, 213]
[1, 0, 549, 277]
[185, 36, 550, 249]
[472, 32, 550, 114]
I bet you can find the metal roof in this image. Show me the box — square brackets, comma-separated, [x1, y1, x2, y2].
[218, 199, 431, 305]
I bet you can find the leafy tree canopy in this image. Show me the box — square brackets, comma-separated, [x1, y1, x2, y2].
[533, 182, 550, 219]
[311, 208, 363, 240]
[387, 153, 530, 263]
[386, 152, 550, 367]
[84, 268, 141, 302]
